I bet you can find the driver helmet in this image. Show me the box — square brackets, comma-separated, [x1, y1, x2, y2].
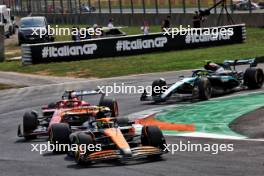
[204, 60, 220, 71]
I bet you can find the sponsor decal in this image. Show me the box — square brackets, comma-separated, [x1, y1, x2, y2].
[42, 44, 97, 58]
[185, 28, 234, 44]
[116, 37, 168, 51]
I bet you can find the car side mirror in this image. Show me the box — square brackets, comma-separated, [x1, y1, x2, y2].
[15, 25, 19, 28]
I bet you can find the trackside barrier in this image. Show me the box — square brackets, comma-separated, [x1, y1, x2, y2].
[21, 24, 246, 65]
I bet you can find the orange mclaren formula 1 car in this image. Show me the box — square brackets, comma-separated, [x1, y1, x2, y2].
[17, 90, 119, 140]
[49, 111, 167, 165]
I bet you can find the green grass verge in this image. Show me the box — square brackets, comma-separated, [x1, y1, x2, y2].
[0, 83, 22, 90]
[5, 43, 21, 60]
[1, 27, 264, 78]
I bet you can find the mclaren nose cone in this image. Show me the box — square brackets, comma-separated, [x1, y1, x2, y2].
[121, 148, 132, 157]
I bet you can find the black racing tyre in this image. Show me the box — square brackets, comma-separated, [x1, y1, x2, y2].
[117, 117, 129, 127]
[196, 77, 212, 100]
[141, 126, 166, 150]
[99, 98, 119, 117]
[23, 111, 38, 132]
[73, 132, 95, 165]
[243, 68, 264, 89]
[152, 79, 167, 97]
[23, 111, 39, 140]
[50, 123, 71, 153]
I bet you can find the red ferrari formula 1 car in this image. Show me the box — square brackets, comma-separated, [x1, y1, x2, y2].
[17, 90, 119, 140]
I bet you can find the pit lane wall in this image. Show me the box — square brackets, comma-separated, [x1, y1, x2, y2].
[21, 24, 246, 65]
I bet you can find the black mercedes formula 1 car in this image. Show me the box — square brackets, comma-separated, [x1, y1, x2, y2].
[141, 57, 264, 103]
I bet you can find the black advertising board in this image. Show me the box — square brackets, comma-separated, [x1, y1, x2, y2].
[22, 24, 246, 65]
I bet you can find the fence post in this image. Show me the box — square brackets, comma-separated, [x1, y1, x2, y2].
[0, 25, 5, 62]
[14, 0, 17, 15]
[155, 0, 158, 14]
[75, 0, 78, 13]
[197, 0, 201, 11]
[130, 0, 134, 14]
[182, 0, 186, 13]
[230, 0, 234, 14]
[52, 0, 55, 13]
[108, 0, 112, 14]
[88, 0, 91, 13]
[142, 0, 146, 14]
[44, 0, 48, 13]
[98, 0, 101, 13]
[119, 0, 122, 14]
[26, 0, 29, 13]
[168, 0, 172, 14]
[60, 0, 64, 14]
[19, 0, 22, 13]
[78, 0, 81, 14]
[248, 0, 252, 14]
[213, 0, 217, 14]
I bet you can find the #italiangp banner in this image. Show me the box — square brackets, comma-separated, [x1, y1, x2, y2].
[21, 24, 246, 65]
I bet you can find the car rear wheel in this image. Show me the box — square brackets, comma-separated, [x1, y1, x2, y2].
[196, 77, 212, 100]
[50, 123, 71, 153]
[23, 111, 39, 140]
[244, 68, 264, 89]
[99, 98, 119, 117]
[141, 126, 166, 159]
[73, 132, 95, 165]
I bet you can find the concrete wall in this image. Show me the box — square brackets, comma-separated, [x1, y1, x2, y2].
[18, 13, 264, 27]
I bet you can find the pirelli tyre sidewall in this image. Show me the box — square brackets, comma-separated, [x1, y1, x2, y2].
[196, 77, 212, 100]
[72, 132, 95, 165]
[244, 67, 264, 89]
[49, 123, 71, 153]
[141, 126, 166, 150]
[99, 98, 119, 117]
[23, 111, 39, 140]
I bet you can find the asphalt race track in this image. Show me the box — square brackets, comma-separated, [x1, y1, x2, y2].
[0, 68, 264, 176]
